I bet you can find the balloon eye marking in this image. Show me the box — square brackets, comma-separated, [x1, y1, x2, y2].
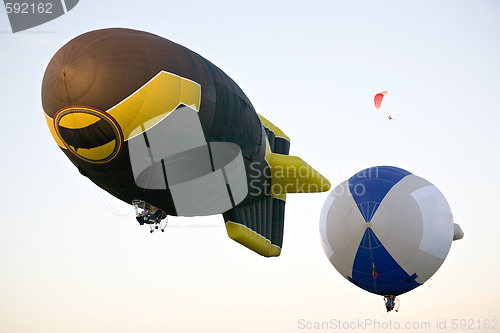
[54, 107, 123, 164]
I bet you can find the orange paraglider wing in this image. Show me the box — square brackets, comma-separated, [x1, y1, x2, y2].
[374, 91, 387, 109]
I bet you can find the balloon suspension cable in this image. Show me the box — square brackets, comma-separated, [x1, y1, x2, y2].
[368, 227, 378, 294]
[94, 185, 135, 217]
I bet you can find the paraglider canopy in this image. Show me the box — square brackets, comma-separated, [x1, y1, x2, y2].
[374, 91, 387, 109]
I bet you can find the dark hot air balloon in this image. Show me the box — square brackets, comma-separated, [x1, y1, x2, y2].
[42, 28, 331, 257]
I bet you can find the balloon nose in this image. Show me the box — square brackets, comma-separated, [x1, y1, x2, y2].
[42, 28, 161, 119]
[42, 46, 98, 108]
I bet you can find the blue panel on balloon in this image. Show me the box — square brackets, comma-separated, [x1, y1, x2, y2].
[348, 166, 411, 222]
[350, 228, 421, 296]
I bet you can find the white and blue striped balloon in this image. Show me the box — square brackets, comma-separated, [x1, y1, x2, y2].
[320, 166, 457, 296]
